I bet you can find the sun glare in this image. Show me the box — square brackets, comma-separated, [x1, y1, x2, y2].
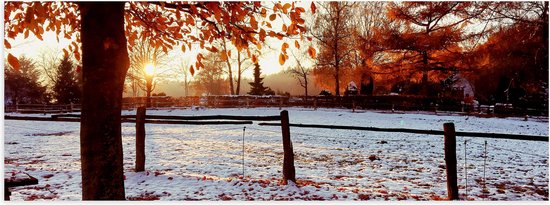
[144, 63, 156, 76]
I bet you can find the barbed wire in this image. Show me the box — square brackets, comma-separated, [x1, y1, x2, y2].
[468, 141, 547, 158]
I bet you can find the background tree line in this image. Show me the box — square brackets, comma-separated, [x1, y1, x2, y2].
[5, 54, 82, 105]
[308, 1, 547, 105]
[6, 2, 548, 107]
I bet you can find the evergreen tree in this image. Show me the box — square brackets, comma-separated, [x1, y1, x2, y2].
[53, 56, 82, 104]
[248, 63, 273, 95]
[5, 56, 49, 104]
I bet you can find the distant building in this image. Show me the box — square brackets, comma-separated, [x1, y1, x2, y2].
[442, 73, 475, 99]
[344, 81, 358, 96]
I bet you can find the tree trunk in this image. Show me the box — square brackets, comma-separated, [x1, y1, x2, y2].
[79, 2, 128, 200]
[304, 76, 308, 102]
[221, 39, 235, 95]
[228, 66, 235, 95]
[421, 50, 429, 85]
[335, 67, 340, 96]
[236, 51, 242, 95]
[146, 77, 152, 107]
[334, 33, 340, 96]
[542, 2, 549, 82]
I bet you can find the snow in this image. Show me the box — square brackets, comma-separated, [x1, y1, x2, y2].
[4, 107, 549, 201]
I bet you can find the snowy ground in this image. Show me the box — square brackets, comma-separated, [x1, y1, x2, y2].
[4, 107, 549, 201]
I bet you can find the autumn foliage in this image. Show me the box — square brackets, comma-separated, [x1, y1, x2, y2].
[308, 2, 547, 102]
[5, 2, 316, 71]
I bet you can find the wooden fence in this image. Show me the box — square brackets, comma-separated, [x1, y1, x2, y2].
[5, 109, 548, 200]
[6, 95, 547, 117]
[4, 103, 81, 114]
[6, 109, 297, 184]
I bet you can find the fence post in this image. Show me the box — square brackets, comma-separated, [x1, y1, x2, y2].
[135, 106, 146, 172]
[352, 100, 356, 112]
[279, 97, 283, 110]
[444, 122, 459, 200]
[280, 110, 296, 183]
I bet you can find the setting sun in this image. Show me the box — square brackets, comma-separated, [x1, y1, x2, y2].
[144, 63, 156, 76]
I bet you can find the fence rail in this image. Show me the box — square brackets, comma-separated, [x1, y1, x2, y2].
[257, 122, 549, 142]
[6, 95, 548, 117]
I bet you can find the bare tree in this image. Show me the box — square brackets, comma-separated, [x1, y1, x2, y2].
[37, 47, 63, 85]
[287, 50, 312, 101]
[192, 52, 228, 95]
[218, 38, 236, 95]
[177, 58, 192, 96]
[126, 38, 171, 100]
[311, 2, 357, 96]
[234, 49, 257, 95]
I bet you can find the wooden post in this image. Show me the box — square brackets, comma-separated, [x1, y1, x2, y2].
[135, 106, 146, 172]
[352, 101, 356, 112]
[280, 110, 295, 183]
[444, 123, 459, 200]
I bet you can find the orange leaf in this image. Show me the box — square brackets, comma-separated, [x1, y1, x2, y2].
[251, 55, 257, 63]
[311, 2, 316, 14]
[7, 53, 20, 70]
[63, 49, 69, 58]
[74, 50, 81, 61]
[269, 14, 276, 21]
[221, 51, 228, 61]
[4, 40, 11, 49]
[308, 46, 316, 58]
[294, 40, 300, 49]
[259, 29, 267, 41]
[189, 65, 195, 76]
[279, 53, 285, 65]
[282, 42, 289, 54]
[181, 44, 186, 52]
[283, 3, 291, 13]
[250, 16, 258, 30]
[176, 10, 181, 20]
[261, 8, 267, 17]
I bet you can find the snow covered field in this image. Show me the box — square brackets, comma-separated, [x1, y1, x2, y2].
[4, 107, 549, 200]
